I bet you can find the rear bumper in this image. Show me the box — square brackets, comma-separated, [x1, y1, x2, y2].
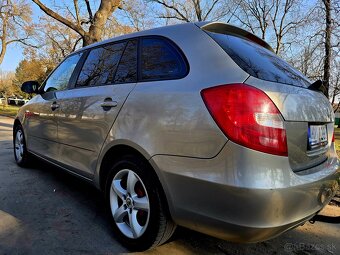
[151, 141, 340, 242]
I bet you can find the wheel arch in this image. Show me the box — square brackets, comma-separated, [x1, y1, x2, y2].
[97, 143, 172, 214]
[13, 118, 21, 137]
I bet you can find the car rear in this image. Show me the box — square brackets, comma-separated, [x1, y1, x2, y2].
[152, 22, 340, 242]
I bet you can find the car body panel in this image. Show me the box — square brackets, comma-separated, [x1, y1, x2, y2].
[245, 77, 334, 171]
[245, 76, 334, 122]
[15, 21, 340, 244]
[150, 140, 339, 242]
[21, 92, 59, 160]
[55, 83, 136, 176]
[93, 23, 250, 186]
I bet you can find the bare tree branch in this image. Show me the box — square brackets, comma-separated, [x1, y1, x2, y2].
[31, 0, 85, 36]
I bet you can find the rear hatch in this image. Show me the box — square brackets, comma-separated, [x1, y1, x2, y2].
[202, 23, 334, 172]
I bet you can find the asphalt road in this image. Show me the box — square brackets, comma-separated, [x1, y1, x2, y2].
[0, 116, 339, 255]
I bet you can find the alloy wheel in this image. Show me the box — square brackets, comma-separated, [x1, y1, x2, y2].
[110, 169, 150, 239]
[14, 129, 24, 162]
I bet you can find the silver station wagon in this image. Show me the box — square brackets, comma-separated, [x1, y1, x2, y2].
[14, 22, 339, 251]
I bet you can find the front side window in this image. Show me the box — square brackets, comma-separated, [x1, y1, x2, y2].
[43, 53, 82, 92]
[141, 38, 187, 81]
[77, 42, 126, 87]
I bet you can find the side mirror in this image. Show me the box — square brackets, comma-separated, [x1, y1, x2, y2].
[21, 81, 40, 94]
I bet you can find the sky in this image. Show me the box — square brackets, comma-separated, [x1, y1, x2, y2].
[1, 44, 24, 72]
[0, 0, 123, 73]
[0, 2, 42, 73]
[0, 0, 318, 73]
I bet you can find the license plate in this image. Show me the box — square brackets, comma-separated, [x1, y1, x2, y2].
[308, 125, 328, 150]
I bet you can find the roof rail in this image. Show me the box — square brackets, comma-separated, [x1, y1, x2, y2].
[195, 21, 274, 53]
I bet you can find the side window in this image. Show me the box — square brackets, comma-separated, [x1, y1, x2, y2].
[113, 40, 137, 84]
[44, 53, 82, 92]
[141, 38, 187, 81]
[77, 42, 126, 87]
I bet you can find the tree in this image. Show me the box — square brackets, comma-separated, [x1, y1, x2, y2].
[13, 57, 48, 88]
[230, 0, 310, 54]
[35, 15, 82, 66]
[270, 0, 309, 54]
[288, 0, 339, 99]
[322, 0, 331, 98]
[0, 70, 16, 104]
[31, 0, 122, 46]
[150, 0, 232, 22]
[0, 0, 34, 65]
[230, 0, 274, 40]
[116, 0, 156, 31]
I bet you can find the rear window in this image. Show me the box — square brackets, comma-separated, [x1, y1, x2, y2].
[208, 32, 310, 88]
[141, 38, 187, 81]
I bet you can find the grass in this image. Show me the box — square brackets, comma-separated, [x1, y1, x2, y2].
[335, 139, 340, 152]
[0, 104, 20, 118]
[334, 128, 340, 157]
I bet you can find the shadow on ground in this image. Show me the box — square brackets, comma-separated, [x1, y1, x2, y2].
[0, 137, 339, 254]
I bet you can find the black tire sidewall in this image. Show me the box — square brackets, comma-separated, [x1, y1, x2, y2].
[13, 125, 29, 166]
[105, 155, 164, 251]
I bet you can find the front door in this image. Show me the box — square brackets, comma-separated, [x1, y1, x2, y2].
[24, 53, 83, 159]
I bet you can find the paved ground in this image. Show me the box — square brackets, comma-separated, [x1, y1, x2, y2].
[0, 116, 339, 255]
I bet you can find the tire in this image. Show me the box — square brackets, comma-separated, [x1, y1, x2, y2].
[13, 125, 32, 167]
[105, 155, 176, 251]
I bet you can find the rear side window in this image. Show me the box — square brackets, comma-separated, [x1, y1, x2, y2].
[208, 32, 310, 88]
[77, 42, 126, 87]
[141, 38, 187, 81]
[114, 40, 137, 83]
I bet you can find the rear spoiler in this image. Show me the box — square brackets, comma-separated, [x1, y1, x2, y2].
[195, 21, 274, 53]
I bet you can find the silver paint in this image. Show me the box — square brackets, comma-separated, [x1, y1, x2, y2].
[16, 22, 340, 244]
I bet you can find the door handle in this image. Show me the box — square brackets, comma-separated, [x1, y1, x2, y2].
[101, 98, 118, 111]
[101, 101, 118, 108]
[51, 102, 60, 111]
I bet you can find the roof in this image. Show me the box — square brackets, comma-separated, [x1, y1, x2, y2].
[72, 21, 274, 54]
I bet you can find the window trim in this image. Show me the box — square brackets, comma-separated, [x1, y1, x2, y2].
[113, 39, 139, 85]
[69, 51, 90, 89]
[43, 35, 190, 92]
[138, 35, 189, 82]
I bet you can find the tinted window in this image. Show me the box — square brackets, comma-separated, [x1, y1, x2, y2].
[141, 38, 187, 81]
[114, 40, 137, 83]
[44, 53, 82, 92]
[209, 32, 310, 87]
[77, 42, 126, 87]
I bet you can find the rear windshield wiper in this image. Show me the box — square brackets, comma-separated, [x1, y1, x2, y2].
[308, 80, 323, 91]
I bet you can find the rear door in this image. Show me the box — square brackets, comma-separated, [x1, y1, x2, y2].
[56, 40, 138, 177]
[207, 31, 334, 172]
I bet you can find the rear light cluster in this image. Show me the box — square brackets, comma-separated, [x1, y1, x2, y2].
[201, 84, 288, 156]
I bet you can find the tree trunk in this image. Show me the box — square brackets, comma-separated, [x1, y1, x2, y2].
[322, 0, 331, 98]
[0, 43, 6, 65]
[85, 0, 120, 46]
[82, 33, 98, 46]
[32, 0, 120, 47]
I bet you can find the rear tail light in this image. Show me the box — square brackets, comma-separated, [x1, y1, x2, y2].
[201, 84, 288, 156]
[332, 132, 335, 142]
